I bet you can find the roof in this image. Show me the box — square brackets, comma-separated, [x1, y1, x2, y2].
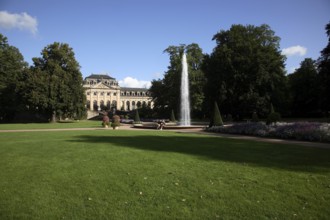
[121, 87, 149, 91]
[85, 74, 115, 80]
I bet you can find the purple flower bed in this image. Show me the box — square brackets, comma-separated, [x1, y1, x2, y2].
[206, 122, 330, 143]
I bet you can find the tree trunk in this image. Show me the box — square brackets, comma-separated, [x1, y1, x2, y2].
[51, 110, 56, 123]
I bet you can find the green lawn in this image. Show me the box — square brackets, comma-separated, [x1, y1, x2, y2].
[0, 120, 101, 130]
[0, 129, 329, 219]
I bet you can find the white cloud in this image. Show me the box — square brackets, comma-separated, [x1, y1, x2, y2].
[0, 11, 38, 34]
[281, 45, 307, 57]
[119, 77, 151, 89]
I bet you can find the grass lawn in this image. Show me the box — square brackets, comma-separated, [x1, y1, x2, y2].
[0, 129, 329, 219]
[0, 120, 101, 130]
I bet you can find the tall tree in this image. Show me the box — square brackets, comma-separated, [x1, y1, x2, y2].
[149, 43, 205, 118]
[318, 22, 330, 115]
[203, 24, 287, 119]
[289, 58, 320, 117]
[29, 42, 86, 122]
[0, 34, 28, 122]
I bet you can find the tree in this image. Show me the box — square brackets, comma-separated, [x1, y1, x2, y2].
[149, 44, 205, 118]
[318, 22, 330, 115]
[0, 34, 28, 122]
[289, 58, 320, 117]
[28, 42, 86, 122]
[203, 24, 287, 119]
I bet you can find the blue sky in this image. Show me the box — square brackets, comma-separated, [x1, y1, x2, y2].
[0, 0, 329, 88]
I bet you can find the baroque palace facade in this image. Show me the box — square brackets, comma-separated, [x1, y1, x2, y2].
[83, 74, 153, 111]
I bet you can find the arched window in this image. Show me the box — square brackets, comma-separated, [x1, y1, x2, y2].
[126, 101, 130, 111]
[132, 101, 136, 110]
[93, 100, 98, 111]
[100, 100, 105, 110]
[137, 101, 142, 109]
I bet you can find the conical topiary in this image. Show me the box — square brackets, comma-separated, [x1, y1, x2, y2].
[134, 109, 141, 124]
[270, 103, 275, 113]
[252, 111, 259, 122]
[170, 109, 176, 122]
[210, 102, 223, 127]
[266, 103, 281, 125]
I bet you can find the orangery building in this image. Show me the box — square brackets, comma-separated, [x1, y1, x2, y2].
[83, 74, 153, 111]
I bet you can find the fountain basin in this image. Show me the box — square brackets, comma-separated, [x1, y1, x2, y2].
[133, 122, 206, 130]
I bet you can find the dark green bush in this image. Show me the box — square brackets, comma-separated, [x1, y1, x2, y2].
[111, 115, 121, 128]
[102, 115, 110, 127]
[266, 112, 281, 125]
[252, 112, 259, 122]
[210, 102, 223, 127]
[134, 109, 141, 124]
[170, 109, 176, 122]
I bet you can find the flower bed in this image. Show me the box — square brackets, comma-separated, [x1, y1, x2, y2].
[206, 122, 330, 143]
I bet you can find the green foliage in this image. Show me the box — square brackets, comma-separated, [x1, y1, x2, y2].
[170, 109, 176, 122]
[270, 103, 275, 113]
[134, 109, 141, 124]
[266, 112, 281, 125]
[289, 58, 320, 117]
[0, 34, 28, 121]
[102, 115, 110, 127]
[317, 22, 330, 113]
[111, 115, 121, 128]
[27, 42, 86, 122]
[225, 114, 233, 122]
[203, 24, 287, 118]
[210, 102, 223, 126]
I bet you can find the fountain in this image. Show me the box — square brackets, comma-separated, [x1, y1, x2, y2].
[133, 53, 206, 129]
[180, 53, 191, 126]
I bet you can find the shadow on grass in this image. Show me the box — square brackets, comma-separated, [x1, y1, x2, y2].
[69, 134, 330, 173]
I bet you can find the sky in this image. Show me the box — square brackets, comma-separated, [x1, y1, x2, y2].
[0, 0, 329, 88]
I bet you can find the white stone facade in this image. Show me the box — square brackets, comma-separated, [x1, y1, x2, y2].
[83, 74, 152, 111]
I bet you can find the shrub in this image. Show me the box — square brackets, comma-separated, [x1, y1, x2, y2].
[206, 121, 330, 143]
[102, 115, 110, 127]
[226, 114, 233, 122]
[134, 109, 141, 124]
[266, 112, 281, 125]
[170, 109, 176, 122]
[266, 103, 281, 125]
[111, 115, 121, 128]
[251, 112, 259, 122]
[210, 102, 223, 127]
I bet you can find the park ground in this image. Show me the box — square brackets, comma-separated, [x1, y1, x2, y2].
[0, 121, 329, 219]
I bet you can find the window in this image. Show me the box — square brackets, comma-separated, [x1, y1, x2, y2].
[94, 92, 97, 96]
[101, 92, 104, 96]
[107, 92, 111, 96]
[113, 93, 116, 96]
[87, 92, 90, 95]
